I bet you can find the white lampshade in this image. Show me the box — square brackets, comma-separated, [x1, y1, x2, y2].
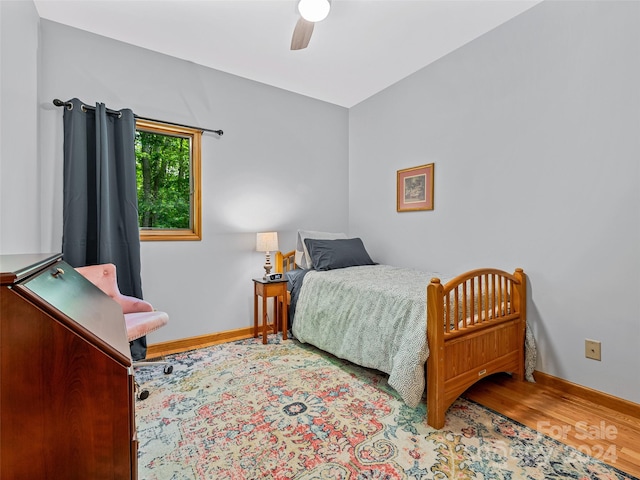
[256, 232, 279, 252]
[298, 0, 330, 22]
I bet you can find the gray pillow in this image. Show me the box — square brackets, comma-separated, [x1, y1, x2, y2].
[304, 238, 376, 271]
[296, 230, 347, 269]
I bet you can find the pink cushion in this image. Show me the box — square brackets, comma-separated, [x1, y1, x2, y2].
[125, 311, 169, 342]
[76, 263, 169, 341]
[75, 264, 120, 296]
[76, 264, 154, 314]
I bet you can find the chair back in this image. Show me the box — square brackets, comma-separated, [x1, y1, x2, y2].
[76, 264, 121, 300]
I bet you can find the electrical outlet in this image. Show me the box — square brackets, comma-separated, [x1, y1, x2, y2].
[585, 339, 601, 361]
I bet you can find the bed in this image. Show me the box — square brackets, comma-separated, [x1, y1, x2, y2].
[275, 233, 533, 429]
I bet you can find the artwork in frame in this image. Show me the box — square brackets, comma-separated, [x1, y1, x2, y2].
[397, 163, 434, 212]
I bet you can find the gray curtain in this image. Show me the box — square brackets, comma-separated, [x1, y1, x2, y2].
[62, 98, 146, 359]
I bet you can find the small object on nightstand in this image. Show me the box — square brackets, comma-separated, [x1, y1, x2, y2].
[253, 277, 288, 345]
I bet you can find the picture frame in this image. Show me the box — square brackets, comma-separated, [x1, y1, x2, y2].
[397, 163, 434, 212]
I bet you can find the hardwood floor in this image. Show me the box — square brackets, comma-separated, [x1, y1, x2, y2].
[464, 373, 640, 478]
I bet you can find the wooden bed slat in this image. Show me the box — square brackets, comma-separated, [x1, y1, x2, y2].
[275, 250, 297, 273]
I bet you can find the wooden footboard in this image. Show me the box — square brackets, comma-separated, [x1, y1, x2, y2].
[426, 268, 526, 429]
[275, 251, 526, 430]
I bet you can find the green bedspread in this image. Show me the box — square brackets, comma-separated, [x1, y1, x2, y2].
[292, 264, 536, 408]
[292, 265, 452, 407]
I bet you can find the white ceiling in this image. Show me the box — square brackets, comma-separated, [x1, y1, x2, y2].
[33, 0, 541, 108]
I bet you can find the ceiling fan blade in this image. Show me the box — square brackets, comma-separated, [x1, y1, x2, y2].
[291, 17, 314, 50]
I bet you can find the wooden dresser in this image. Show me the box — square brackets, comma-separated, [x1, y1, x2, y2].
[0, 253, 137, 479]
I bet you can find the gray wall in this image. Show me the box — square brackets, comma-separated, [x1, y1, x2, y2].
[3, 12, 349, 343]
[349, 1, 640, 403]
[0, 1, 40, 252]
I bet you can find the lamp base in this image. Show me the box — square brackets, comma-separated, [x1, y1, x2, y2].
[263, 252, 273, 279]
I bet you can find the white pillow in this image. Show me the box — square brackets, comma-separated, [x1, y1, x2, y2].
[295, 230, 347, 269]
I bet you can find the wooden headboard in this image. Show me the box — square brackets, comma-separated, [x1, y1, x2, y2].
[275, 250, 297, 274]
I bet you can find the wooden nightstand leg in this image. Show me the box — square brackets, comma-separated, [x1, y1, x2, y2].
[253, 285, 258, 338]
[262, 293, 268, 344]
[273, 298, 279, 334]
[282, 291, 288, 341]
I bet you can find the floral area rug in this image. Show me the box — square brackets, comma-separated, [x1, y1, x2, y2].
[135, 336, 636, 479]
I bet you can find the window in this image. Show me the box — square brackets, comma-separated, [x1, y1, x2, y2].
[135, 119, 202, 241]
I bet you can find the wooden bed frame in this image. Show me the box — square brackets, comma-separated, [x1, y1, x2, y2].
[275, 250, 527, 429]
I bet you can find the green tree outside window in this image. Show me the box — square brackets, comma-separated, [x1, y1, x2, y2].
[135, 120, 202, 241]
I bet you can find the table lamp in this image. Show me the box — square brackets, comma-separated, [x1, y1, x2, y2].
[256, 232, 279, 278]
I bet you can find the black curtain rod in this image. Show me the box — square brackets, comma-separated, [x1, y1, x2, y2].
[53, 99, 223, 136]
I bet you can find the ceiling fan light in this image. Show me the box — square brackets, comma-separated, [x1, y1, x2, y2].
[298, 0, 330, 22]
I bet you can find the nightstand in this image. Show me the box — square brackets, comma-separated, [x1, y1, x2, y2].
[253, 278, 288, 345]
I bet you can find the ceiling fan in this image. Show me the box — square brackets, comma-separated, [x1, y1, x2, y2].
[291, 0, 331, 50]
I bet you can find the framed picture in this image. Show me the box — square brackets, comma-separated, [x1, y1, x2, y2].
[397, 163, 434, 212]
